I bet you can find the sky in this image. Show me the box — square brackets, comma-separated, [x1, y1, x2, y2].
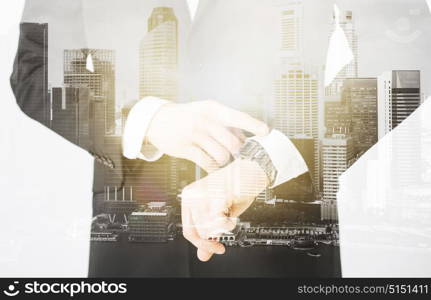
[21, 0, 431, 105]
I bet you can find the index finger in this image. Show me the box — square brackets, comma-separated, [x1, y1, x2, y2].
[181, 200, 225, 257]
[214, 105, 269, 137]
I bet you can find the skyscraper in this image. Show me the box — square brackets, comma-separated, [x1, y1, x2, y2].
[378, 71, 422, 190]
[377, 70, 421, 139]
[325, 10, 358, 96]
[321, 134, 355, 221]
[274, 65, 319, 138]
[64, 49, 116, 134]
[274, 2, 322, 195]
[139, 7, 180, 200]
[279, 0, 303, 58]
[12, 23, 49, 125]
[274, 63, 320, 192]
[324, 98, 352, 136]
[343, 78, 378, 156]
[51, 86, 93, 149]
[139, 7, 178, 101]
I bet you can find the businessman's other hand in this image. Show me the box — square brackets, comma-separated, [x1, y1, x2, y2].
[146, 100, 269, 172]
[181, 159, 268, 262]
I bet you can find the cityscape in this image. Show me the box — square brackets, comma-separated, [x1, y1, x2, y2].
[16, 1, 427, 257]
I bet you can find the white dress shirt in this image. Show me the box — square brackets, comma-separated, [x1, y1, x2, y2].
[122, 0, 308, 187]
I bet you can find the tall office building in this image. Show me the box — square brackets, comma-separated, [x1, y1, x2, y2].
[324, 98, 352, 136]
[378, 70, 421, 139]
[13, 23, 49, 125]
[64, 49, 116, 134]
[378, 71, 422, 189]
[139, 7, 178, 101]
[51, 86, 94, 149]
[325, 10, 358, 96]
[274, 63, 320, 192]
[279, 0, 303, 58]
[321, 134, 355, 221]
[274, 65, 319, 138]
[139, 7, 179, 200]
[343, 78, 378, 156]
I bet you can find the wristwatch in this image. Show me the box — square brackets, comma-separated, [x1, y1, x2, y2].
[235, 139, 277, 186]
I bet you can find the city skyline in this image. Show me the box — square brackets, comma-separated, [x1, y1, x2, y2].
[22, 1, 429, 225]
[21, 0, 431, 106]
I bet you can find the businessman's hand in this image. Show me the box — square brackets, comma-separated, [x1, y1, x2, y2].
[146, 100, 269, 172]
[181, 159, 268, 262]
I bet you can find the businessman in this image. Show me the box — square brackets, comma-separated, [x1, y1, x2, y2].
[10, 0, 315, 277]
[12, 0, 425, 277]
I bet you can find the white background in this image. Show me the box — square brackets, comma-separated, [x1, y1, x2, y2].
[0, 1, 92, 277]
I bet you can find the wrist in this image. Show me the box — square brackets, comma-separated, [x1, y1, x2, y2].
[231, 158, 269, 194]
[122, 96, 169, 161]
[146, 102, 175, 146]
[250, 129, 308, 187]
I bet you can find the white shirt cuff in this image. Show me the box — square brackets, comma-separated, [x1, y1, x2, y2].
[122, 96, 169, 161]
[250, 129, 308, 188]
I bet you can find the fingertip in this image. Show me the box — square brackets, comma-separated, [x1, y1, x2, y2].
[197, 249, 213, 262]
[214, 243, 226, 255]
[204, 239, 225, 255]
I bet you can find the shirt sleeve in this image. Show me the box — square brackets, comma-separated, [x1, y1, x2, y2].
[250, 129, 309, 188]
[122, 96, 169, 161]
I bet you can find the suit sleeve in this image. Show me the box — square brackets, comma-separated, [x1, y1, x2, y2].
[250, 130, 315, 201]
[10, 23, 124, 174]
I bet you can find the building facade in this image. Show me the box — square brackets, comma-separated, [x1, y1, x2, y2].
[343, 78, 378, 156]
[279, 0, 303, 58]
[129, 203, 174, 242]
[51, 86, 97, 149]
[274, 64, 320, 192]
[64, 49, 116, 134]
[321, 134, 355, 221]
[139, 7, 178, 101]
[325, 10, 358, 96]
[378, 70, 421, 139]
